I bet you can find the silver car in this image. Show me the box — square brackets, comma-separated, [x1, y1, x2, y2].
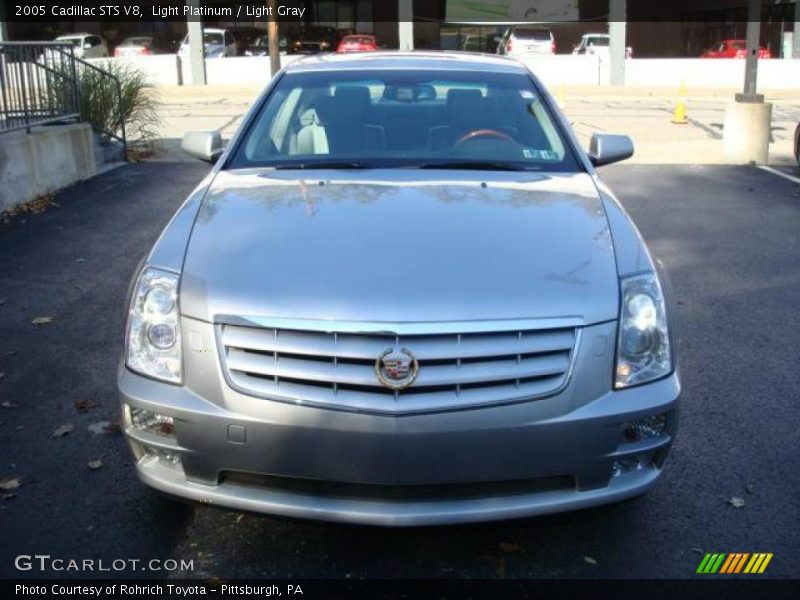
[119, 53, 679, 526]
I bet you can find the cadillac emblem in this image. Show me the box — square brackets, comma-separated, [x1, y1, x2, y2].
[375, 348, 419, 390]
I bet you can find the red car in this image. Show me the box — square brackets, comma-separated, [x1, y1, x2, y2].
[701, 39, 771, 59]
[336, 34, 378, 53]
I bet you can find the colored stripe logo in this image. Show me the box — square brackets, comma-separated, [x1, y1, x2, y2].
[696, 553, 773, 574]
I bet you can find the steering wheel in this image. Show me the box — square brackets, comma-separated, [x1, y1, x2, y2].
[454, 129, 516, 147]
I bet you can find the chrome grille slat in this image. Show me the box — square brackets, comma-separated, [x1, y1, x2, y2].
[228, 370, 567, 413]
[227, 348, 570, 388]
[219, 323, 578, 414]
[221, 326, 574, 361]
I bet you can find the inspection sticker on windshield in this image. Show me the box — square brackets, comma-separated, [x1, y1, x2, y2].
[523, 149, 559, 161]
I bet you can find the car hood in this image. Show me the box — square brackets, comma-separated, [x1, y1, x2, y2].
[180, 170, 619, 326]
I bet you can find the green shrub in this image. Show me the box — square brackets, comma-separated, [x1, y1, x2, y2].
[48, 60, 161, 151]
[79, 62, 161, 149]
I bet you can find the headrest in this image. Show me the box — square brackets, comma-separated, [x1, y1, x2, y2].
[447, 88, 488, 124]
[316, 91, 366, 126]
[334, 86, 371, 109]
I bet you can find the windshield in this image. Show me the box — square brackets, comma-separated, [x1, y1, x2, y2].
[229, 69, 579, 172]
[203, 32, 224, 45]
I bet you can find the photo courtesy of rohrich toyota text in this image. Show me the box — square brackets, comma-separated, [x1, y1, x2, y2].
[0, 0, 799, 598]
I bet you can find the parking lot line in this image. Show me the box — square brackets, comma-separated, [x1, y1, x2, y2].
[757, 165, 800, 185]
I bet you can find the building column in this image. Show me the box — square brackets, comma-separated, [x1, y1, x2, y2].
[608, 0, 626, 86]
[187, 0, 206, 86]
[793, 0, 800, 58]
[741, 0, 761, 99]
[398, 0, 413, 51]
[0, 0, 8, 41]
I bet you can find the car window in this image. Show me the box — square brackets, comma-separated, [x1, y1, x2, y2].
[87, 36, 102, 47]
[587, 37, 609, 47]
[224, 31, 234, 45]
[230, 69, 579, 172]
[513, 29, 551, 41]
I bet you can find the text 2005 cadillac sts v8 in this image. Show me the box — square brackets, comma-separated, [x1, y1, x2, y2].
[119, 53, 679, 526]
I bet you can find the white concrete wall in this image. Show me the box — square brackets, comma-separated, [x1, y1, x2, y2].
[0, 123, 97, 213]
[80, 54, 800, 90]
[624, 58, 800, 89]
[86, 55, 182, 86]
[187, 54, 304, 86]
[519, 55, 601, 86]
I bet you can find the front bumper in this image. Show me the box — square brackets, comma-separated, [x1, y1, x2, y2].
[119, 330, 680, 526]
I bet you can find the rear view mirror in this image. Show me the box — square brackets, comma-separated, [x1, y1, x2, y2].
[588, 133, 634, 167]
[181, 131, 224, 163]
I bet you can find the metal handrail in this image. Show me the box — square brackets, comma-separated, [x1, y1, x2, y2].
[0, 42, 81, 133]
[0, 41, 127, 158]
[74, 55, 128, 157]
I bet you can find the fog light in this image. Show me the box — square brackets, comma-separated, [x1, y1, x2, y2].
[611, 453, 653, 477]
[622, 413, 667, 443]
[143, 446, 182, 468]
[130, 407, 176, 437]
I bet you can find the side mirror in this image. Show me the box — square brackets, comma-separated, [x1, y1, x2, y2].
[588, 133, 634, 167]
[181, 131, 224, 163]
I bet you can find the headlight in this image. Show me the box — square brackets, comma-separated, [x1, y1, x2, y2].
[126, 267, 182, 384]
[615, 273, 672, 388]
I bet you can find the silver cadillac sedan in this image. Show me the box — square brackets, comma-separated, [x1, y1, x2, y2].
[119, 52, 679, 526]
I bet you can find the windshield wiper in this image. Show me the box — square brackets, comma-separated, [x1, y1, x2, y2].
[272, 161, 372, 170]
[414, 161, 529, 171]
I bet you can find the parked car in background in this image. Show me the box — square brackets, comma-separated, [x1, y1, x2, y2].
[336, 34, 379, 53]
[178, 28, 238, 59]
[572, 34, 633, 58]
[123, 52, 680, 526]
[701, 39, 771, 58]
[290, 27, 338, 53]
[497, 27, 555, 58]
[114, 36, 156, 57]
[54, 33, 109, 59]
[243, 34, 292, 56]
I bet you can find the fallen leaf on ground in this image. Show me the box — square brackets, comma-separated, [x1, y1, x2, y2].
[2, 493, 16, 501]
[87, 460, 103, 470]
[88, 421, 119, 435]
[0, 372, 5, 379]
[52, 423, 74, 437]
[74, 399, 98, 413]
[0, 477, 21, 491]
[691, 547, 704, 554]
[499, 542, 524, 554]
[1, 401, 17, 409]
[31, 316, 53, 325]
[727, 496, 746, 508]
[75, 258, 85, 263]
[745, 483, 755, 495]
[584, 556, 598, 565]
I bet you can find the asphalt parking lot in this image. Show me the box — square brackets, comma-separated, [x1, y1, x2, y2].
[0, 161, 798, 579]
